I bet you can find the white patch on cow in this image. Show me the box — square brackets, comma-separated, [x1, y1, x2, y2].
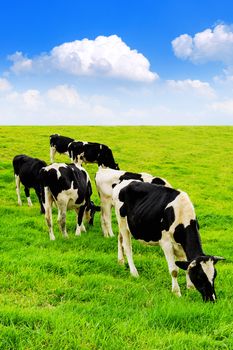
[200, 259, 215, 284]
[44, 163, 68, 179]
[166, 191, 196, 231]
[57, 188, 83, 210]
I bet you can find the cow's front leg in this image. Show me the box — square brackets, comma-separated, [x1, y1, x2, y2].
[75, 206, 85, 236]
[118, 232, 125, 265]
[50, 146, 56, 163]
[160, 231, 181, 297]
[44, 189, 55, 241]
[120, 221, 138, 277]
[186, 272, 195, 289]
[15, 175, 22, 206]
[24, 187, 32, 206]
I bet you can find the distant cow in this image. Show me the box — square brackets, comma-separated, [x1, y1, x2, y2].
[95, 167, 171, 237]
[50, 134, 74, 162]
[13, 154, 47, 213]
[40, 163, 100, 240]
[112, 180, 224, 302]
[68, 141, 119, 169]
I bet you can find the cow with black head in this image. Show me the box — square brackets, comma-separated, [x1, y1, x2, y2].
[112, 180, 224, 301]
[68, 141, 119, 169]
[40, 162, 100, 240]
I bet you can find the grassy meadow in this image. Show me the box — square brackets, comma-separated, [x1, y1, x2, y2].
[0, 125, 232, 350]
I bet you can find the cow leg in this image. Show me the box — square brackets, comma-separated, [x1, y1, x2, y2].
[15, 175, 22, 206]
[57, 205, 68, 238]
[75, 206, 85, 236]
[35, 186, 45, 214]
[186, 272, 195, 289]
[50, 146, 56, 163]
[159, 231, 181, 297]
[44, 188, 55, 240]
[100, 198, 114, 237]
[24, 187, 32, 206]
[120, 221, 138, 277]
[118, 232, 125, 265]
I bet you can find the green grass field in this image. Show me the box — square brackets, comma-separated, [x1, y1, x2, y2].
[0, 126, 232, 350]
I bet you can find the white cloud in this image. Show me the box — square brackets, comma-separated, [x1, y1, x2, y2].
[47, 85, 82, 106]
[166, 79, 216, 98]
[8, 52, 32, 73]
[210, 98, 233, 115]
[172, 24, 233, 64]
[0, 78, 12, 92]
[8, 35, 158, 82]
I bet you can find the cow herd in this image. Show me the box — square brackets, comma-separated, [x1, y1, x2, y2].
[12, 133, 225, 302]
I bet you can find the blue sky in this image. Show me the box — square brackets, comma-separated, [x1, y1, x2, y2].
[1, 0, 233, 124]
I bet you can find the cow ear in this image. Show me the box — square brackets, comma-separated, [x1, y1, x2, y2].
[175, 261, 190, 270]
[213, 256, 225, 264]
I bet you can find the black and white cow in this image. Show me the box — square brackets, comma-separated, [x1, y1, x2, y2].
[13, 154, 47, 213]
[50, 134, 74, 162]
[95, 167, 171, 237]
[40, 163, 100, 240]
[68, 141, 119, 169]
[112, 180, 224, 302]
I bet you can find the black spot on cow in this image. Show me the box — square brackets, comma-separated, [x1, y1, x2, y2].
[119, 172, 143, 182]
[151, 177, 166, 185]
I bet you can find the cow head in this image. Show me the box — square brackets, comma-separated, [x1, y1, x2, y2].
[84, 201, 101, 225]
[176, 255, 225, 302]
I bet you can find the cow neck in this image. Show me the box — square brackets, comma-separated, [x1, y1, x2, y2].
[181, 225, 205, 261]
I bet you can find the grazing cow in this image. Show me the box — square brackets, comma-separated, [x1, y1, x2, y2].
[112, 180, 224, 302]
[50, 134, 74, 162]
[95, 167, 171, 237]
[68, 141, 119, 169]
[40, 163, 100, 240]
[13, 154, 47, 213]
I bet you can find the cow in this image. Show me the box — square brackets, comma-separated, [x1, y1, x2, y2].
[112, 180, 225, 302]
[13, 154, 47, 213]
[40, 162, 100, 240]
[50, 134, 74, 162]
[95, 167, 171, 237]
[68, 141, 119, 170]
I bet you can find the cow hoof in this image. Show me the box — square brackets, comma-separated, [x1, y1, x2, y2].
[18, 201, 22, 206]
[173, 289, 181, 297]
[187, 284, 195, 290]
[131, 270, 139, 278]
[118, 259, 125, 265]
[50, 236, 56, 241]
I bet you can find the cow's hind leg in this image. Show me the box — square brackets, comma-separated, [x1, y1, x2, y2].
[159, 231, 181, 297]
[57, 204, 68, 238]
[100, 198, 114, 237]
[15, 175, 22, 206]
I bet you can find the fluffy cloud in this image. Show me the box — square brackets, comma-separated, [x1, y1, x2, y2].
[8, 35, 158, 82]
[166, 79, 216, 98]
[210, 98, 233, 115]
[172, 24, 233, 64]
[0, 78, 12, 92]
[47, 85, 82, 106]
